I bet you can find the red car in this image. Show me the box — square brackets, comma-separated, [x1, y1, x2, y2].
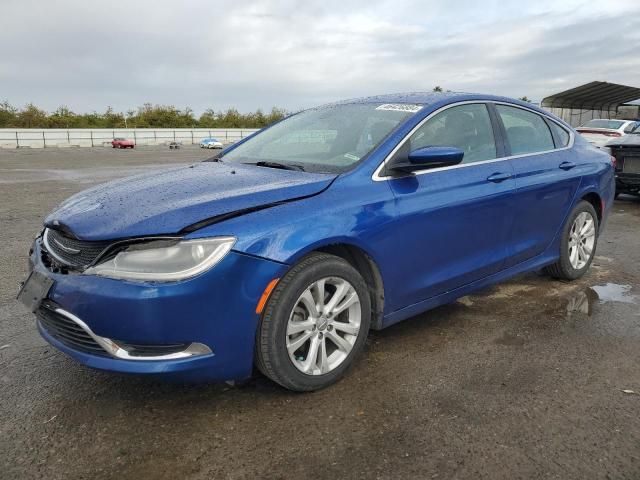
[111, 138, 135, 149]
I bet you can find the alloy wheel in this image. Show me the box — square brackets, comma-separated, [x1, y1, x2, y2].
[568, 211, 596, 269]
[286, 277, 361, 376]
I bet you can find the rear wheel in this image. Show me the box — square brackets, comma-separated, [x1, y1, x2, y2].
[256, 253, 371, 391]
[544, 200, 598, 280]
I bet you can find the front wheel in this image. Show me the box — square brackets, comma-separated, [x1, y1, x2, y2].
[544, 200, 598, 280]
[255, 253, 371, 391]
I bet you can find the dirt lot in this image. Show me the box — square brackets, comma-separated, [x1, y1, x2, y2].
[1, 146, 639, 480]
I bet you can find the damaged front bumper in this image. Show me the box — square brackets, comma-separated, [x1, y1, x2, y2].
[25, 237, 287, 382]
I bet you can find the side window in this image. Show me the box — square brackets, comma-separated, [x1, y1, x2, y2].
[408, 104, 497, 164]
[496, 105, 554, 155]
[624, 122, 639, 134]
[547, 120, 570, 148]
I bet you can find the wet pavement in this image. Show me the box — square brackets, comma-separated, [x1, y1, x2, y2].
[1, 147, 639, 479]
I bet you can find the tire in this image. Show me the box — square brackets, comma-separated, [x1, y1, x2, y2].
[256, 253, 371, 391]
[544, 200, 599, 280]
[614, 191, 620, 199]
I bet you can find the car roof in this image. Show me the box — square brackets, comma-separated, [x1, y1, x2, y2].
[325, 91, 552, 117]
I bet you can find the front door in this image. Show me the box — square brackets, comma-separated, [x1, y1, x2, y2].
[381, 103, 516, 312]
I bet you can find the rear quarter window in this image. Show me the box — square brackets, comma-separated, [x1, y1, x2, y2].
[547, 120, 571, 148]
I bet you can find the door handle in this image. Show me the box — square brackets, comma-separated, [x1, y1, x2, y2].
[559, 161, 576, 170]
[486, 172, 512, 183]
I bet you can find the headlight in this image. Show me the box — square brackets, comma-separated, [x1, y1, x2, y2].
[84, 237, 235, 281]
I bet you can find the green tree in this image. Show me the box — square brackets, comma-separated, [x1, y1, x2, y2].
[0, 102, 288, 128]
[103, 107, 125, 128]
[198, 109, 218, 128]
[16, 103, 49, 128]
[49, 106, 77, 128]
[0, 100, 18, 127]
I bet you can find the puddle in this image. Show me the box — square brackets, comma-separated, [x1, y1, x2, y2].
[591, 283, 637, 304]
[566, 283, 637, 317]
[565, 289, 600, 316]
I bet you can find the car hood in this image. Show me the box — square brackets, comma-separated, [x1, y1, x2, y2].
[45, 162, 336, 241]
[606, 134, 640, 147]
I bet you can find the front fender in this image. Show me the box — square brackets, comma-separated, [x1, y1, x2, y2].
[188, 174, 394, 259]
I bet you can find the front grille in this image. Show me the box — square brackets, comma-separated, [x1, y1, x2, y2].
[37, 301, 109, 356]
[44, 228, 112, 268]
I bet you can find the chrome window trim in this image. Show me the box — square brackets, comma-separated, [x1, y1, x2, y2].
[372, 100, 575, 181]
[49, 306, 213, 361]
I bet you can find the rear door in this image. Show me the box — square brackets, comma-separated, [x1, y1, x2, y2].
[382, 103, 516, 311]
[493, 104, 582, 267]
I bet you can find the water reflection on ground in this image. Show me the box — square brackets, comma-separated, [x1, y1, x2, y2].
[567, 283, 637, 316]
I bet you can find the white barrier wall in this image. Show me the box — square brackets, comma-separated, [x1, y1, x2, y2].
[0, 128, 260, 149]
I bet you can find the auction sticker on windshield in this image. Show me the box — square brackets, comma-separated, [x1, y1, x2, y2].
[375, 104, 423, 113]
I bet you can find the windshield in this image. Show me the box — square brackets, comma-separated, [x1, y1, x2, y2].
[581, 119, 625, 130]
[220, 103, 419, 173]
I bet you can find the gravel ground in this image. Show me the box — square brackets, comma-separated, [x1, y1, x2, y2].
[1, 146, 639, 480]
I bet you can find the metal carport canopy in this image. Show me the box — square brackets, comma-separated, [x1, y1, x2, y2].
[541, 81, 640, 110]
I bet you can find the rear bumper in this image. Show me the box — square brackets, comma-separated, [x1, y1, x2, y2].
[615, 173, 640, 192]
[29, 239, 287, 382]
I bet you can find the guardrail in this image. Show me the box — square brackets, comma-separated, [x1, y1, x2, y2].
[0, 128, 261, 149]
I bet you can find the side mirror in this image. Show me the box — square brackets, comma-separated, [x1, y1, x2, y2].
[390, 146, 464, 173]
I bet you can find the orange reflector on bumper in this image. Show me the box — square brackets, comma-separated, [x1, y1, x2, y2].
[256, 278, 279, 314]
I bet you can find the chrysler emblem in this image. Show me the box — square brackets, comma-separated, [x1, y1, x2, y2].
[52, 238, 81, 255]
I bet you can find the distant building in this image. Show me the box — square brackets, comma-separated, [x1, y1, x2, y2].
[541, 81, 640, 127]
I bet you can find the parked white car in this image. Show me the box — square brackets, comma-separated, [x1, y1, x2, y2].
[576, 119, 640, 147]
[199, 138, 224, 149]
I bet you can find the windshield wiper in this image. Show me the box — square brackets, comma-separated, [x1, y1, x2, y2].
[245, 161, 305, 171]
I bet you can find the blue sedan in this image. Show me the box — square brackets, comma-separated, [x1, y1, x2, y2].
[19, 92, 615, 391]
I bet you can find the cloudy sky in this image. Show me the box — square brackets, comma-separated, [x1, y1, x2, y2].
[2, 0, 640, 114]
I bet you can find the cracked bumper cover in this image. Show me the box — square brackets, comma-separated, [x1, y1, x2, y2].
[30, 239, 287, 381]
